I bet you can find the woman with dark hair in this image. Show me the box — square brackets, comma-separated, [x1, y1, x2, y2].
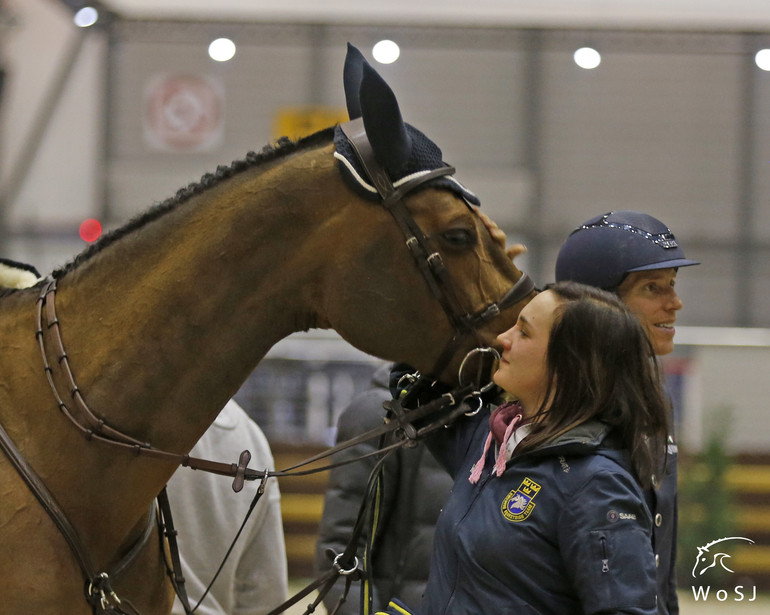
[504, 282, 668, 488]
[411, 281, 669, 615]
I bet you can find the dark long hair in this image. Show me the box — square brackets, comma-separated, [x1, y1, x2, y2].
[514, 281, 669, 489]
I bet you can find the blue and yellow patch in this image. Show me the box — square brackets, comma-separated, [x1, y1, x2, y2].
[501, 478, 541, 522]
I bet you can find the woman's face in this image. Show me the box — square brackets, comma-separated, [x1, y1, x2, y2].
[617, 267, 682, 356]
[493, 290, 562, 416]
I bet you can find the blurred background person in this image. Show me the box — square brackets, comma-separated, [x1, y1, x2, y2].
[168, 399, 289, 615]
[315, 363, 453, 614]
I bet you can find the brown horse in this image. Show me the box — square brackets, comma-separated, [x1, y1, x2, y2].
[0, 46, 532, 614]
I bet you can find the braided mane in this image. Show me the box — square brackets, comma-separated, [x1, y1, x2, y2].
[52, 128, 335, 279]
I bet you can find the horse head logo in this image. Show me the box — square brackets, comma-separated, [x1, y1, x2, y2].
[691, 537, 755, 577]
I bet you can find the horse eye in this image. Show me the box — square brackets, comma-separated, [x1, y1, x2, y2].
[441, 228, 476, 248]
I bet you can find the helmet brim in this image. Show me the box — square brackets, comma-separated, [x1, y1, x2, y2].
[626, 258, 700, 273]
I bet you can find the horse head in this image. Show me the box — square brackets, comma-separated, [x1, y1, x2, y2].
[323, 44, 532, 384]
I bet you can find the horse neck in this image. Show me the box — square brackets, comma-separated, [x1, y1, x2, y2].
[30, 143, 346, 515]
[0, 141, 362, 565]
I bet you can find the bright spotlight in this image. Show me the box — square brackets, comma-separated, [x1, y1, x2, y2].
[208, 38, 236, 62]
[756, 49, 770, 71]
[574, 47, 601, 70]
[74, 7, 99, 28]
[372, 40, 400, 65]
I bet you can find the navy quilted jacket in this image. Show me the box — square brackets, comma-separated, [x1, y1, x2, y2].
[419, 412, 658, 615]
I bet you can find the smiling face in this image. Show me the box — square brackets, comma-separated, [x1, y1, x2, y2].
[617, 268, 683, 356]
[493, 289, 562, 416]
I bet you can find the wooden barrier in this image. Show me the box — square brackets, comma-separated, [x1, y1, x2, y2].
[274, 444, 331, 578]
[728, 458, 770, 584]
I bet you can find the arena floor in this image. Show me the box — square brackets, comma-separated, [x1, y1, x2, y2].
[283, 584, 770, 614]
[679, 591, 770, 614]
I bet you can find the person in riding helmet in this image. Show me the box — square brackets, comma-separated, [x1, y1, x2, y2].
[555, 210, 698, 357]
[555, 210, 699, 615]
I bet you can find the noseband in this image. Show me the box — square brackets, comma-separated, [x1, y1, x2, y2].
[338, 118, 534, 381]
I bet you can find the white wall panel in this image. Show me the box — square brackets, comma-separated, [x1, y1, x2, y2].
[539, 45, 741, 239]
[108, 26, 316, 219]
[2, 0, 104, 237]
[751, 74, 770, 243]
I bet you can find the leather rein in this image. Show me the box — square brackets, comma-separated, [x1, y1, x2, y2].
[0, 119, 533, 614]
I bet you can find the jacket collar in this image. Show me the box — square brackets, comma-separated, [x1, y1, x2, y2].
[526, 420, 614, 458]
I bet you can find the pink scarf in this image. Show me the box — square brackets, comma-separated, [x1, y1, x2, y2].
[469, 402, 524, 484]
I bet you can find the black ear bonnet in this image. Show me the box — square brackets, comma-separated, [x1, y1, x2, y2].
[334, 43, 480, 206]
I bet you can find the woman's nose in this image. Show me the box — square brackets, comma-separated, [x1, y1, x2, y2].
[497, 328, 513, 348]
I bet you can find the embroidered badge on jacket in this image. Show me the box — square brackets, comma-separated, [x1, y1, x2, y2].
[501, 477, 541, 522]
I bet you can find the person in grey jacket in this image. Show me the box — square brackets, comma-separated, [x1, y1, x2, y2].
[168, 400, 288, 615]
[315, 363, 454, 614]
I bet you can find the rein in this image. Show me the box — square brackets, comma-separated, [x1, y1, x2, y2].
[1, 123, 534, 614]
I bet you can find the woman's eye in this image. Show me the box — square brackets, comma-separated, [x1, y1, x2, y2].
[440, 228, 475, 248]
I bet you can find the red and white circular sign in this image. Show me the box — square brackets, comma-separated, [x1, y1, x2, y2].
[144, 74, 224, 152]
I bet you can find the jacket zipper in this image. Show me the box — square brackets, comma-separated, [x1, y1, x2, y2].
[600, 536, 609, 573]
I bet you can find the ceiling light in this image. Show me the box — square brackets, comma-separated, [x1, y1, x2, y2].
[574, 47, 601, 70]
[755, 49, 770, 71]
[209, 38, 236, 63]
[74, 7, 99, 28]
[372, 40, 400, 65]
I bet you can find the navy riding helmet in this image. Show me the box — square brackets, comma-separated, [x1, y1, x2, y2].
[555, 211, 699, 290]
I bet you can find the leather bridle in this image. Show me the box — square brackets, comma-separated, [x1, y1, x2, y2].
[338, 117, 534, 382]
[0, 121, 534, 614]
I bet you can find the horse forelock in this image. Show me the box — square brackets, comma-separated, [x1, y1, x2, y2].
[52, 128, 336, 280]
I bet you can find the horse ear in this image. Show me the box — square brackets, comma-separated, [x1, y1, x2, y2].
[359, 61, 412, 177]
[343, 42, 365, 119]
